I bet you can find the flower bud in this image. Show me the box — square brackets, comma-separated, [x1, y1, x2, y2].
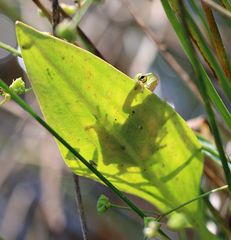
[9, 77, 26, 95]
[97, 194, 111, 214]
[143, 217, 160, 239]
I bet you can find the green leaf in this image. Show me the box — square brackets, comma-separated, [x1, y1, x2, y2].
[188, 0, 209, 34]
[16, 22, 208, 236]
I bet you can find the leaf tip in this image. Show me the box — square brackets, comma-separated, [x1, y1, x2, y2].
[15, 21, 27, 41]
[15, 20, 25, 30]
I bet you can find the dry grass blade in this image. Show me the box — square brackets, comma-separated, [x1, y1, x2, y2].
[201, 1, 231, 81]
[202, 0, 231, 19]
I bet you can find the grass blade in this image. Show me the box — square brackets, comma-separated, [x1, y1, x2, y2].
[185, 9, 231, 100]
[161, 0, 231, 191]
[161, 1, 231, 130]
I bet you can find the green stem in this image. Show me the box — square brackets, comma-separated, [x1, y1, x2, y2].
[0, 79, 170, 239]
[0, 41, 22, 57]
[111, 204, 160, 216]
[157, 185, 228, 220]
[72, 0, 93, 26]
[201, 146, 220, 159]
[197, 134, 220, 158]
[198, 135, 231, 168]
[188, 0, 209, 33]
[0, 80, 144, 218]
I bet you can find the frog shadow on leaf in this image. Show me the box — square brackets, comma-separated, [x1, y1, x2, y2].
[85, 85, 172, 176]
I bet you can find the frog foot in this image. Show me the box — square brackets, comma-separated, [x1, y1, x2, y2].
[0, 93, 11, 106]
[134, 81, 144, 93]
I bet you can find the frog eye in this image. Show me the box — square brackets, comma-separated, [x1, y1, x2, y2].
[138, 75, 147, 83]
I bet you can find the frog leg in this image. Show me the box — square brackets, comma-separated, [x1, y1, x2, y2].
[134, 81, 145, 92]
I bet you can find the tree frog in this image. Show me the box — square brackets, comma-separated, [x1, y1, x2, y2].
[134, 72, 159, 92]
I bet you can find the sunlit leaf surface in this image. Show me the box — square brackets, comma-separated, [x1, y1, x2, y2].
[16, 22, 211, 236]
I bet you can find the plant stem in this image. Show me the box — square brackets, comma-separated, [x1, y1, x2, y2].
[73, 174, 88, 240]
[32, 0, 52, 21]
[0, 41, 22, 57]
[51, 3, 88, 239]
[57, 3, 105, 59]
[0, 80, 171, 239]
[157, 185, 228, 220]
[201, 0, 231, 18]
[111, 204, 160, 216]
[175, 0, 231, 191]
[32, 0, 104, 59]
[0, 80, 145, 218]
[201, 1, 231, 81]
[197, 135, 220, 159]
[52, 0, 60, 32]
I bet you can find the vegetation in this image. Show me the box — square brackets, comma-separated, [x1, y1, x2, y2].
[0, 0, 230, 239]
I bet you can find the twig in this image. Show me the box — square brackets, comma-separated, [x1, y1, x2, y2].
[73, 174, 88, 240]
[57, 4, 105, 59]
[30, 1, 89, 238]
[120, 0, 202, 101]
[29, 3, 104, 238]
[51, 2, 89, 239]
[201, 0, 231, 19]
[32, 0, 104, 59]
[52, 0, 60, 33]
[31, 0, 52, 21]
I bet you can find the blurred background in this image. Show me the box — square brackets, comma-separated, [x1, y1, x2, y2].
[0, 0, 230, 239]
